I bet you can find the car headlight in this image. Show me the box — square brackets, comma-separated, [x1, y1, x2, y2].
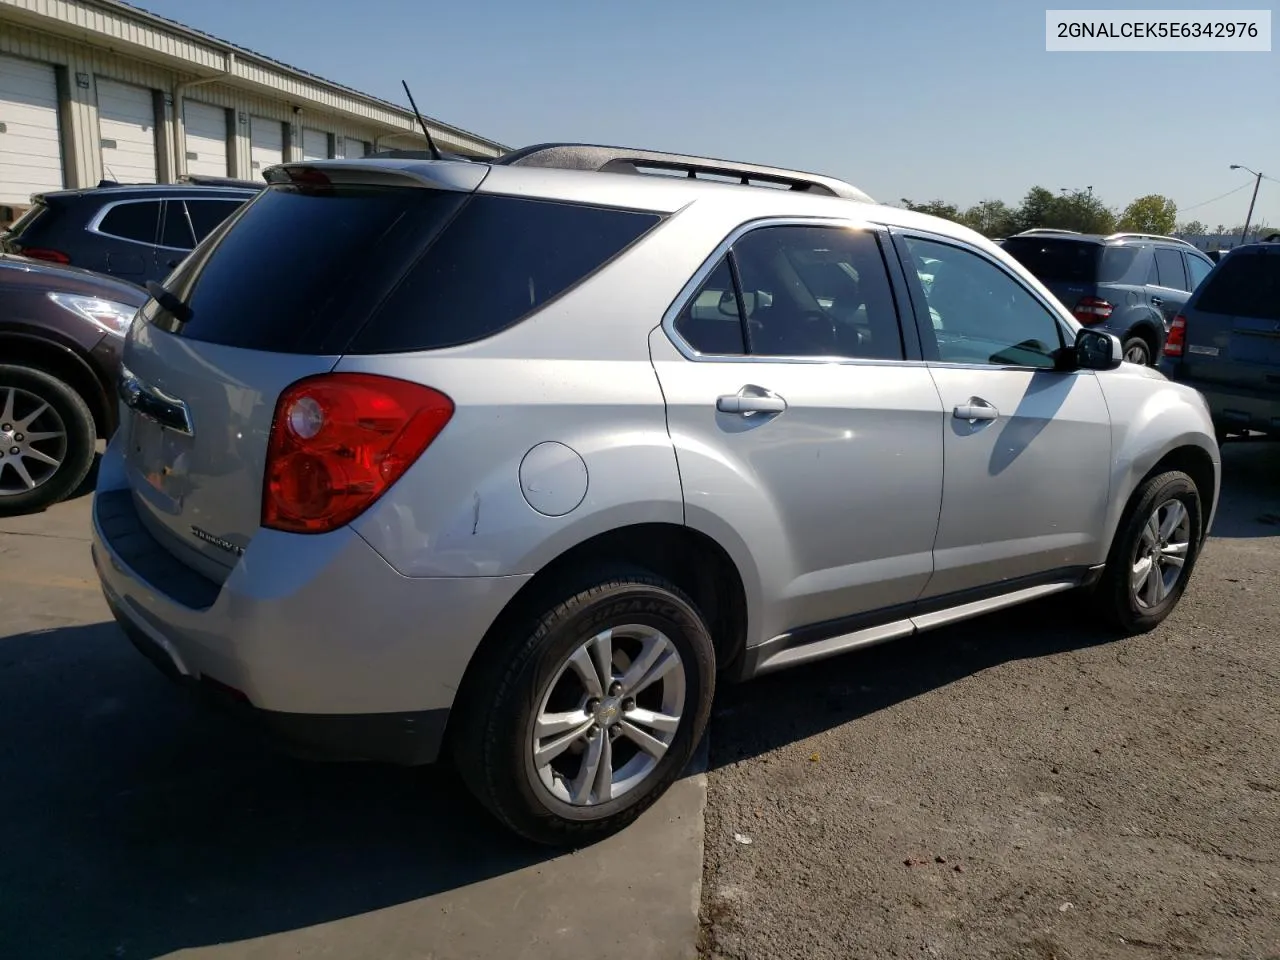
[46, 292, 139, 338]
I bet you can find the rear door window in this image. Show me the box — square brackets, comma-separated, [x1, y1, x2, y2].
[97, 201, 160, 244]
[160, 202, 195, 249]
[1195, 252, 1280, 321]
[674, 259, 747, 355]
[184, 199, 246, 242]
[1152, 248, 1188, 290]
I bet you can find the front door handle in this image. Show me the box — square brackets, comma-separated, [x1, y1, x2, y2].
[953, 398, 998, 422]
[717, 392, 787, 414]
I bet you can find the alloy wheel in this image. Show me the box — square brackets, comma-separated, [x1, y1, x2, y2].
[0, 386, 68, 497]
[1130, 498, 1191, 609]
[531, 624, 686, 806]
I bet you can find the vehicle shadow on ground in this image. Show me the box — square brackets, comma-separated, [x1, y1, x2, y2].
[0, 621, 552, 960]
[1207, 440, 1279, 538]
[709, 592, 1120, 770]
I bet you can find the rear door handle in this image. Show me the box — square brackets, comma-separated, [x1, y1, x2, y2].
[1151, 297, 1164, 306]
[953, 399, 998, 422]
[717, 392, 787, 414]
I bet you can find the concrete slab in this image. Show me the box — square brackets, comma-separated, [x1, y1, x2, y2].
[0, 494, 705, 960]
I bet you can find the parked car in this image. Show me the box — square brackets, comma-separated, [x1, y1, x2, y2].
[92, 144, 1220, 846]
[0, 179, 260, 288]
[0, 254, 147, 514]
[1000, 229, 1216, 366]
[1159, 237, 1280, 439]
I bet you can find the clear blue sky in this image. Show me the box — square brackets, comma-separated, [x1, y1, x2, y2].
[152, 0, 1278, 230]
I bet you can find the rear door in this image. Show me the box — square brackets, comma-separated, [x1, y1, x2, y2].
[893, 231, 1112, 597]
[118, 172, 479, 579]
[1148, 247, 1189, 327]
[651, 220, 945, 634]
[1180, 247, 1280, 393]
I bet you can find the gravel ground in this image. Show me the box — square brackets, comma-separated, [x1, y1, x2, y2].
[701, 442, 1280, 960]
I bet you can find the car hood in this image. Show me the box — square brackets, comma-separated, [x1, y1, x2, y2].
[0, 254, 149, 304]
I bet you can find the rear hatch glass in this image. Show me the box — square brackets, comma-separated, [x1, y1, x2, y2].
[1182, 249, 1280, 389]
[124, 178, 663, 576]
[1001, 237, 1138, 311]
[1, 200, 48, 250]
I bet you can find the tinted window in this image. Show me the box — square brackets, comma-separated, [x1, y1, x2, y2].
[906, 237, 1064, 368]
[1098, 246, 1140, 282]
[1195, 252, 1280, 321]
[157, 185, 469, 352]
[1153, 248, 1187, 290]
[729, 226, 903, 360]
[1000, 238, 1100, 283]
[351, 196, 661, 353]
[98, 201, 160, 243]
[675, 258, 746, 355]
[160, 202, 195, 249]
[185, 199, 245, 242]
[1186, 254, 1213, 289]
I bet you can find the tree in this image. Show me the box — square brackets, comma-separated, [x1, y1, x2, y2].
[900, 198, 962, 222]
[960, 199, 1019, 238]
[1015, 186, 1058, 232]
[1051, 189, 1117, 234]
[1177, 220, 1207, 236]
[1118, 194, 1177, 234]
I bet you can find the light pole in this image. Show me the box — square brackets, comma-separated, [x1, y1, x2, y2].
[1230, 164, 1264, 242]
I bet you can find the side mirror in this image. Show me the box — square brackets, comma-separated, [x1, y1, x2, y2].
[1072, 328, 1123, 371]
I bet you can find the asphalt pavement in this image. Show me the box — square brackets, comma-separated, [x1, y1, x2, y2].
[700, 440, 1280, 960]
[0, 489, 706, 960]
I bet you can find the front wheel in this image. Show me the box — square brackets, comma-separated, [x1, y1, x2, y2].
[452, 572, 715, 846]
[1093, 470, 1203, 633]
[0, 365, 96, 516]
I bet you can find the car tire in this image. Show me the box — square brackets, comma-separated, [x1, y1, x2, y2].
[451, 570, 715, 846]
[1093, 470, 1203, 634]
[0, 364, 96, 517]
[1121, 335, 1153, 366]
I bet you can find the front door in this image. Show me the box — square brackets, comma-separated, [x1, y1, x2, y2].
[893, 232, 1113, 599]
[650, 221, 945, 642]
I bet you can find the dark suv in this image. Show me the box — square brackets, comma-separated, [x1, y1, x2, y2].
[1, 180, 260, 288]
[1001, 230, 1216, 366]
[0, 254, 148, 514]
[1160, 238, 1280, 440]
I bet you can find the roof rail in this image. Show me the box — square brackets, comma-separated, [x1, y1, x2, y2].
[1104, 232, 1195, 248]
[1011, 228, 1082, 236]
[1261, 232, 1280, 243]
[493, 143, 873, 201]
[177, 174, 266, 190]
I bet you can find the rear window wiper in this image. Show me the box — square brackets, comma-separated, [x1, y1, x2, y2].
[146, 281, 193, 324]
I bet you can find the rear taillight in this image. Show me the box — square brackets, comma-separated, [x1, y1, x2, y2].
[1164, 315, 1187, 357]
[262, 373, 454, 534]
[1073, 297, 1113, 324]
[20, 247, 70, 265]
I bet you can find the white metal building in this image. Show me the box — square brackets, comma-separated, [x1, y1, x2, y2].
[0, 0, 507, 216]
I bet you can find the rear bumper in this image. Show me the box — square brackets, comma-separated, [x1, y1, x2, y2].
[1175, 378, 1280, 436]
[91, 440, 531, 764]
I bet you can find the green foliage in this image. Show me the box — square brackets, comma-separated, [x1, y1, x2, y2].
[1118, 195, 1178, 234]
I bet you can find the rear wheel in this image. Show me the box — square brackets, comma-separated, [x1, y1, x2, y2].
[1122, 335, 1153, 366]
[452, 572, 715, 846]
[0, 365, 96, 516]
[1093, 470, 1202, 633]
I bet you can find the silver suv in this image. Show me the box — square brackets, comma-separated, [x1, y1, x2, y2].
[91, 144, 1221, 845]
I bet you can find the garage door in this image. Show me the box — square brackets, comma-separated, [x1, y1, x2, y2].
[250, 116, 283, 173]
[0, 54, 64, 205]
[182, 100, 228, 178]
[96, 77, 157, 184]
[302, 127, 329, 161]
[342, 137, 367, 159]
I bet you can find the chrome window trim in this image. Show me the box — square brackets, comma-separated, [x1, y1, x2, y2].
[86, 198, 162, 248]
[660, 215, 920, 368]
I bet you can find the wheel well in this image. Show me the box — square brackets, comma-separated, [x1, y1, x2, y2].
[0, 336, 111, 438]
[1144, 445, 1216, 529]
[1123, 321, 1161, 359]
[448, 523, 748, 728]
